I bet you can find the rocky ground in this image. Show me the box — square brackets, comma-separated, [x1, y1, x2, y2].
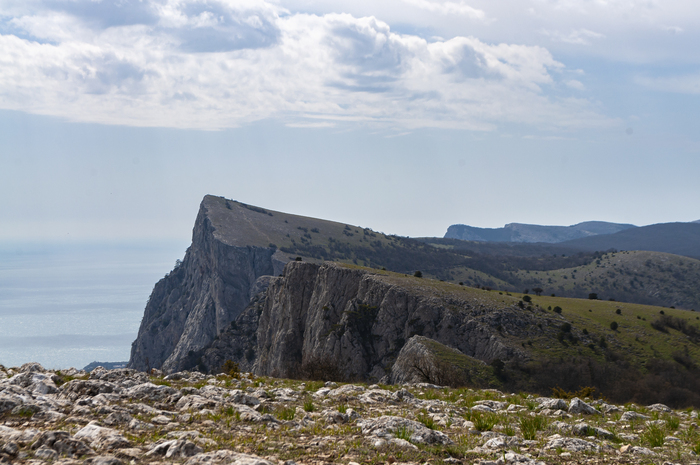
[1, 363, 700, 465]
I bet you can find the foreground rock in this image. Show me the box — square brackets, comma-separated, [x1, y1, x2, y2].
[2, 363, 700, 465]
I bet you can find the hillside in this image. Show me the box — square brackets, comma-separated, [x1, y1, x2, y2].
[127, 197, 700, 376]
[444, 221, 636, 243]
[513, 250, 700, 309]
[129, 196, 700, 407]
[204, 196, 700, 310]
[556, 222, 700, 259]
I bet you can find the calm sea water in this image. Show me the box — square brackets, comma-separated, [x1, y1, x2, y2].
[0, 241, 187, 369]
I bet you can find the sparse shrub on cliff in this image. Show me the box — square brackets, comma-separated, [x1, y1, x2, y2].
[222, 360, 240, 378]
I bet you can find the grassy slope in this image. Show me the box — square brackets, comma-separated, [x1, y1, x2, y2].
[514, 250, 700, 310]
[203, 195, 700, 310]
[340, 263, 700, 374]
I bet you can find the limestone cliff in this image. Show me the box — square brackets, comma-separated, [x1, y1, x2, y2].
[200, 261, 541, 381]
[128, 196, 286, 373]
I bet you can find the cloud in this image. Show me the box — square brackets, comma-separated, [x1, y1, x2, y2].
[0, 0, 613, 130]
[399, 0, 486, 20]
[540, 28, 605, 45]
[565, 79, 585, 90]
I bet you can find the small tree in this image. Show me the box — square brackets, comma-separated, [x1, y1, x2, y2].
[533, 287, 543, 296]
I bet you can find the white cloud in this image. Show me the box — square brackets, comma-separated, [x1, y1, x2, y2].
[399, 0, 486, 20]
[566, 79, 585, 90]
[540, 28, 605, 45]
[0, 0, 613, 130]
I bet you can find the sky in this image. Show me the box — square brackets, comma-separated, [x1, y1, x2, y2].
[2, 0, 700, 241]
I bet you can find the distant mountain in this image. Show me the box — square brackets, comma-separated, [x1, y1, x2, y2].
[556, 222, 700, 259]
[83, 361, 128, 372]
[444, 221, 636, 243]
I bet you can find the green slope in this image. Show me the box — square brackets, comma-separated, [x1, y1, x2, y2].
[206, 195, 700, 310]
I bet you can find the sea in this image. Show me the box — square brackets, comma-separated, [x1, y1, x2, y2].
[0, 241, 187, 370]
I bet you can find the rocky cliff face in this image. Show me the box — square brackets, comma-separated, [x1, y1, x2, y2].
[128, 196, 285, 373]
[199, 261, 541, 381]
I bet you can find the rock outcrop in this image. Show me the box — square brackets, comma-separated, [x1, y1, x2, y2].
[199, 261, 537, 381]
[387, 335, 498, 387]
[128, 196, 286, 373]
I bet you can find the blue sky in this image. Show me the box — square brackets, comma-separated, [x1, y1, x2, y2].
[1, 0, 699, 240]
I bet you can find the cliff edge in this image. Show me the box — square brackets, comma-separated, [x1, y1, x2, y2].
[128, 195, 286, 373]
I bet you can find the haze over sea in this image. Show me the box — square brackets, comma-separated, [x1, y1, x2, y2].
[0, 241, 186, 370]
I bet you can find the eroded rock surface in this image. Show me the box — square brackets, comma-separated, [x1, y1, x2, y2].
[2, 363, 699, 465]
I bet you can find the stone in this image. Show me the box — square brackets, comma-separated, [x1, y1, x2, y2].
[620, 411, 650, 421]
[567, 397, 601, 415]
[537, 398, 568, 411]
[146, 439, 203, 458]
[74, 421, 131, 450]
[648, 403, 672, 413]
[177, 395, 218, 411]
[544, 434, 599, 453]
[84, 456, 123, 465]
[34, 446, 58, 461]
[358, 415, 453, 445]
[184, 450, 274, 465]
[125, 382, 179, 402]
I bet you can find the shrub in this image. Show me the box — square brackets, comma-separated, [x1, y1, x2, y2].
[616, 309, 622, 315]
[414, 270, 423, 278]
[553, 306, 562, 314]
[300, 357, 344, 382]
[523, 295, 532, 303]
[222, 360, 240, 378]
[588, 293, 598, 300]
[610, 321, 619, 331]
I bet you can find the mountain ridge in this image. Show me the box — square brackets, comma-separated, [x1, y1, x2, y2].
[445, 221, 637, 243]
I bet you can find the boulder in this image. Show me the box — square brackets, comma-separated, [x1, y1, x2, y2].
[544, 434, 599, 453]
[31, 431, 94, 458]
[568, 398, 601, 415]
[620, 411, 650, 421]
[358, 415, 453, 445]
[125, 382, 180, 403]
[146, 439, 203, 458]
[537, 398, 568, 411]
[74, 421, 131, 451]
[177, 395, 218, 411]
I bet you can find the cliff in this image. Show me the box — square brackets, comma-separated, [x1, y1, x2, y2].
[199, 261, 541, 381]
[128, 196, 286, 373]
